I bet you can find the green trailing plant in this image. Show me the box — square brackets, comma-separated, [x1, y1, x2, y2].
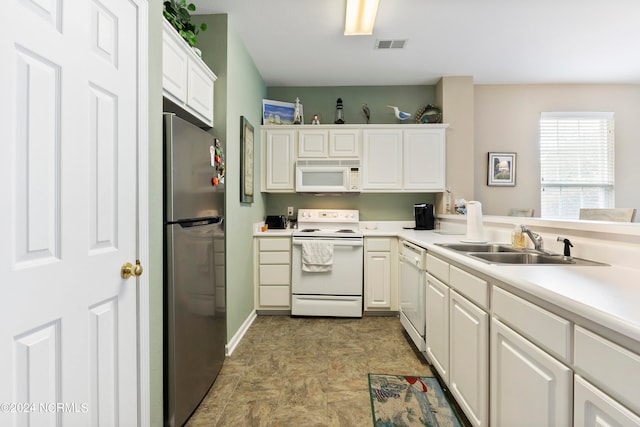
[163, 0, 207, 47]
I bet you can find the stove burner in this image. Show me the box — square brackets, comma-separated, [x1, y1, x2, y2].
[300, 228, 320, 232]
[336, 229, 355, 233]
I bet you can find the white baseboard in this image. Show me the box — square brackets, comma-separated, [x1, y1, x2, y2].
[226, 310, 257, 356]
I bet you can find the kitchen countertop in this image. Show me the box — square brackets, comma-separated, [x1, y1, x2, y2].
[254, 221, 640, 350]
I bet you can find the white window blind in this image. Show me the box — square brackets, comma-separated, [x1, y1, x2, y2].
[540, 112, 614, 219]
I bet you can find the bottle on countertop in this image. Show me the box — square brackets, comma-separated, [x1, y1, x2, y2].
[512, 224, 525, 248]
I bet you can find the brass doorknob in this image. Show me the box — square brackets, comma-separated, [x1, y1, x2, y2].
[121, 259, 143, 279]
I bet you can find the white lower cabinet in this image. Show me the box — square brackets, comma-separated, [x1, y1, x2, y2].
[364, 237, 398, 312]
[255, 237, 291, 309]
[491, 318, 572, 427]
[450, 290, 489, 427]
[424, 252, 640, 427]
[574, 375, 640, 427]
[425, 272, 450, 382]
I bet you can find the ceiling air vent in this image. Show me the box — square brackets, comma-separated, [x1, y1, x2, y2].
[375, 39, 407, 49]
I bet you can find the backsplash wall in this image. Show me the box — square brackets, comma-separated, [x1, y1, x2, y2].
[265, 193, 436, 221]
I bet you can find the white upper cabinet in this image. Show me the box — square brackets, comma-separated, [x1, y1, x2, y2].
[162, 18, 217, 127]
[298, 129, 329, 157]
[403, 128, 446, 191]
[298, 128, 360, 158]
[262, 129, 296, 191]
[262, 124, 446, 193]
[329, 128, 360, 157]
[362, 125, 447, 192]
[362, 129, 403, 190]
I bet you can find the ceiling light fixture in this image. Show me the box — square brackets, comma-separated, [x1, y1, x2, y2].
[344, 0, 379, 36]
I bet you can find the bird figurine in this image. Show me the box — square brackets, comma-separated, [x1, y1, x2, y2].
[361, 103, 371, 124]
[387, 105, 412, 121]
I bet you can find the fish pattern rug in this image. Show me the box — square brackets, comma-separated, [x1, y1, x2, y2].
[368, 374, 463, 427]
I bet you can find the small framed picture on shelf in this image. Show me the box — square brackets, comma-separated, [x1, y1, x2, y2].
[262, 99, 301, 125]
[487, 152, 516, 186]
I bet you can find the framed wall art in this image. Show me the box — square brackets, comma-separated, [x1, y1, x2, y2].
[262, 99, 299, 125]
[240, 116, 254, 203]
[488, 152, 516, 186]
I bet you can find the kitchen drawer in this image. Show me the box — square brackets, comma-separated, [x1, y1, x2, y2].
[260, 251, 290, 264]
[259, 264, 290, 285]
[259, 237, 290, 251]
[449, 265, 488, 310]
[366, 238, 391, 251]
[426, 253, 449, 283]
[259, 285, 290, 306]
[574, 326, 640, 416]
[493, 286, 571, 363]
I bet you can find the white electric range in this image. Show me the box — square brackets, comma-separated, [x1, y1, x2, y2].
[291, 209, 363, 317]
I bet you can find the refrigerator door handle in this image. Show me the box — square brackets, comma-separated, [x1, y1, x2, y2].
[167, 216, 222, 228]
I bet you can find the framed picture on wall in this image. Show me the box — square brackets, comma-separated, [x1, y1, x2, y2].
[488, 152, 516, 186]
[240, 116, 254, 203]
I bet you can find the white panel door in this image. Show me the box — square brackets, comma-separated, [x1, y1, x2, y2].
[0, 1, 145, 426]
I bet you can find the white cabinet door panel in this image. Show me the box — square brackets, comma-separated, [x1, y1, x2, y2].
[574, 375, 640, 427]
[425, 273, 450, 383]
[365, 251, 391, 309]
[403, 129, 445, 190]
[362, 129, 402, 190]
[298, 129, 329, 157]
[491, 318, 572, 427]
[264, 130, 295, 191]
[450, 291, 488, 427]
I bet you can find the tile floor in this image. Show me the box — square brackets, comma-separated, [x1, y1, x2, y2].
[185, 315, 462, 427]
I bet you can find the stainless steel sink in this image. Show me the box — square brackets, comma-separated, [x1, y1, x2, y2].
[435, 242, 607, 266]
[469, 252, 607, 266]
[435, 243, 519, 253]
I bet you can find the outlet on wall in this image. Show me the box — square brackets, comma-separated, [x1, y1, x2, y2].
[287, 206, 294, 217]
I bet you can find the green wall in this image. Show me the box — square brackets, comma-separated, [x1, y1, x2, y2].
[267, 86, 436, 125]
[194, 15, 267, 344]
[266, 193, 435, 221]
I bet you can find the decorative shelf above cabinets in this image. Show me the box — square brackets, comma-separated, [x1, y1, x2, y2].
[162, 18, 217, 128]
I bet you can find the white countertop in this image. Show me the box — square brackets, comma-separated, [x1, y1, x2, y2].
[254, 221, 640, 349]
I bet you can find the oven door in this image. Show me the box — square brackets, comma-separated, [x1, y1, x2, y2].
[291, 236, 363, 295]
[291, 236, 364, 317]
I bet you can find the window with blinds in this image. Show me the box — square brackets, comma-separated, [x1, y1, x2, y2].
[540, 112, 614, 219]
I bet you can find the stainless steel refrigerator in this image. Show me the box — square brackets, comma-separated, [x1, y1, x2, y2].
[163, 114, 225, 427]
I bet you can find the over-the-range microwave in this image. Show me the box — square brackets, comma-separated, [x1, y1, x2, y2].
[295, 159, 361, 193]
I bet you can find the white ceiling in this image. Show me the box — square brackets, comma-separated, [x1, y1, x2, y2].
[192, 0, 640, 87]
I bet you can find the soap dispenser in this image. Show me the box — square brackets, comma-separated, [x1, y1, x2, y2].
[512, 224, 525, 248]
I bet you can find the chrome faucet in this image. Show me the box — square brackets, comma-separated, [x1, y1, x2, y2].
[520, 225, 545, 251]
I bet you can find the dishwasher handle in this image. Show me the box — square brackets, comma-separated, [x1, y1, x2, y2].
[400, 240, 427, 269]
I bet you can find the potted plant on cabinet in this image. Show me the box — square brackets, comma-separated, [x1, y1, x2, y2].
[163, 0, 207, 52]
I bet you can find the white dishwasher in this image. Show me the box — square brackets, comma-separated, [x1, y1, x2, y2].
[399, 240, 427, 351]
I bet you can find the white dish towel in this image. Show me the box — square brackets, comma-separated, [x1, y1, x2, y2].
[301, 241, 334, 272]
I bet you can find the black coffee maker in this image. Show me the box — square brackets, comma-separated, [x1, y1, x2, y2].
[414, 203, 435, 230]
